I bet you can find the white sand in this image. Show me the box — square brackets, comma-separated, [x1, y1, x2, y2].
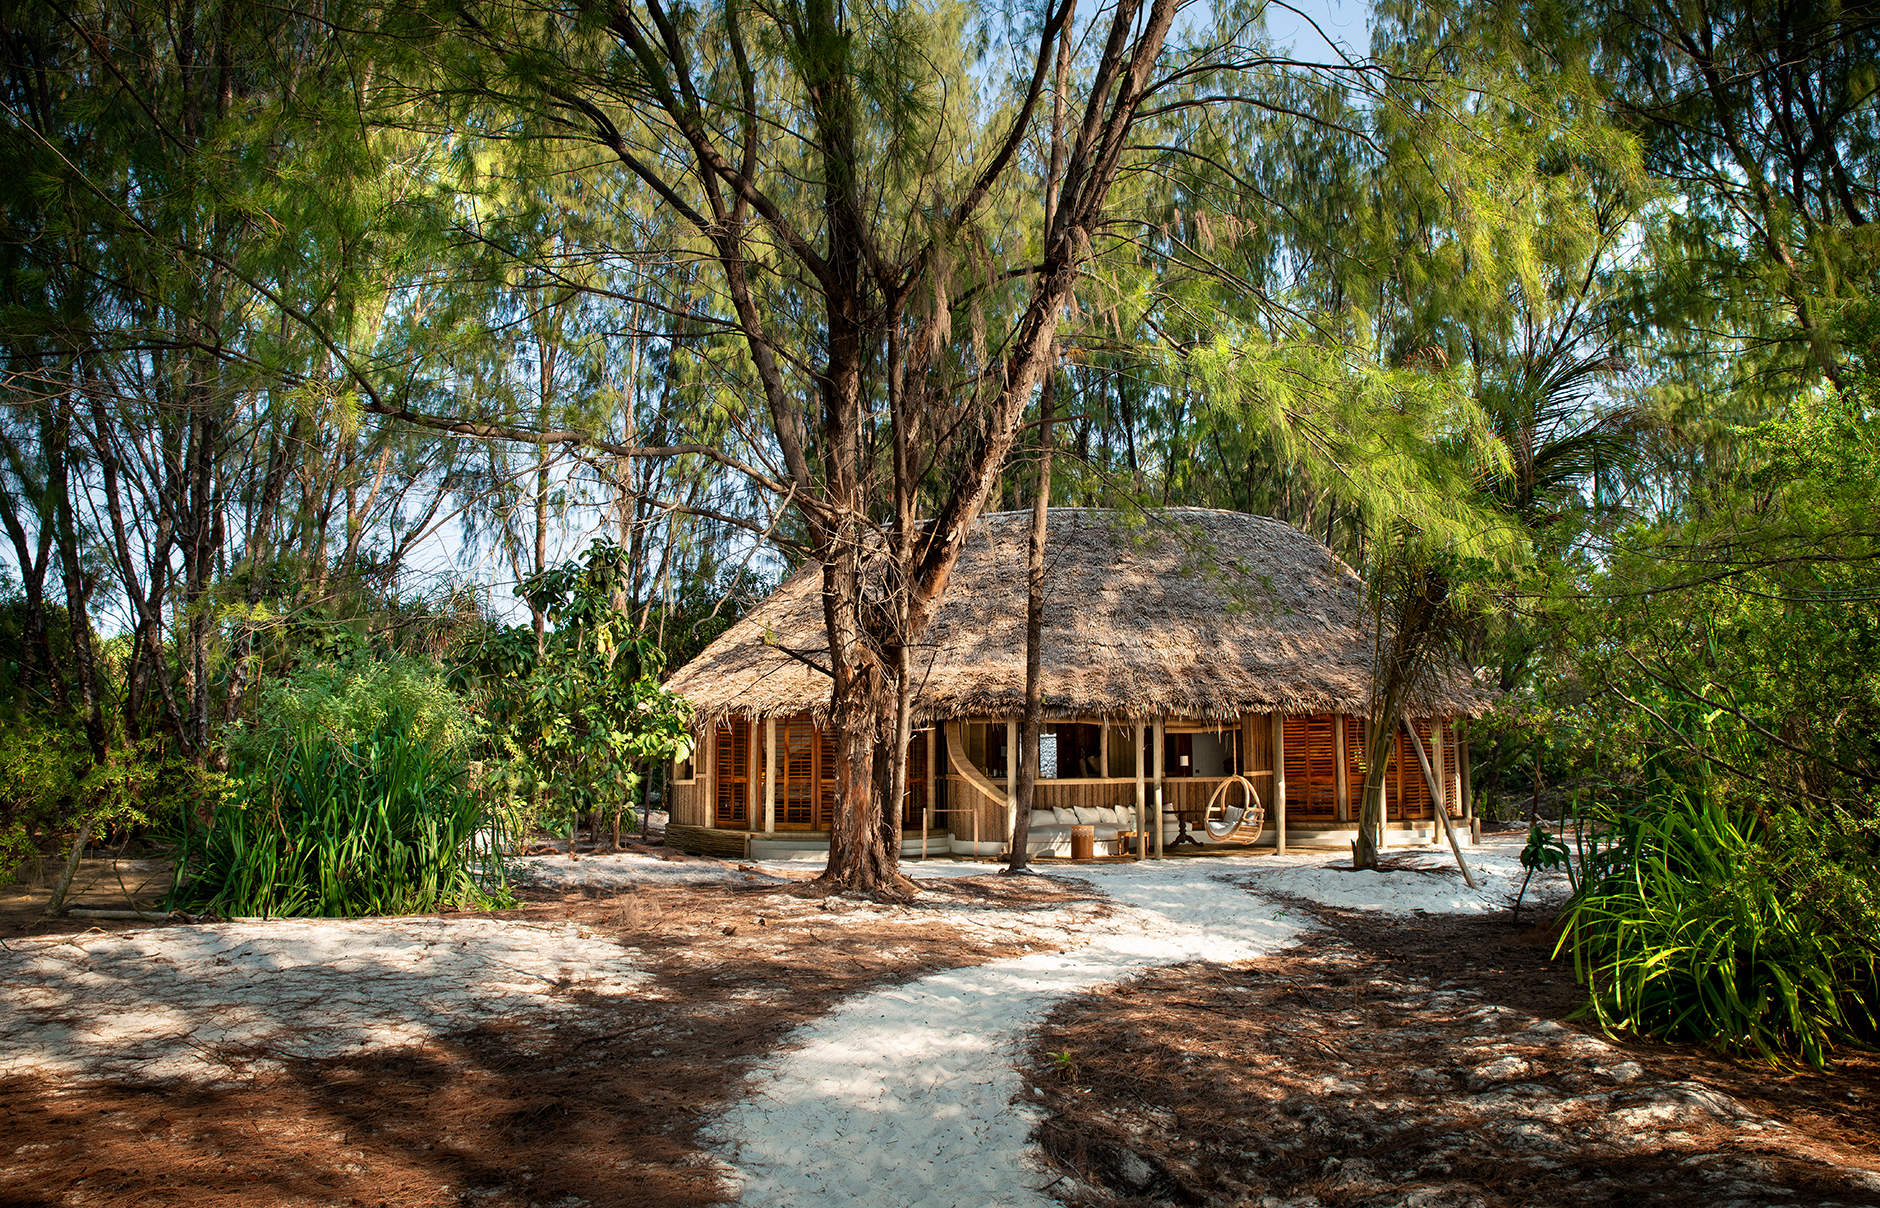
[508, 849, 779, 889]
[706, 862, 1299, 1207]
[1, 837, 1569, 1205]
[1231, 831, 1570, 914]
[705, 839, 1568, 1207]
[0, 916, 648, 1085]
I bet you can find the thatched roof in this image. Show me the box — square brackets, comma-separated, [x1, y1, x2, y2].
[665, 507, 1488, 724]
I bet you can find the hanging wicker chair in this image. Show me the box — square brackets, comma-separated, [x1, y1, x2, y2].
[1203, 775, 1265, 842]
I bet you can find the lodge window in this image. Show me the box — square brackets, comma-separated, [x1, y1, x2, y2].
[1163, 728, 1239, 778]
[1343, 716, 1458, 821]
[1039, 723, 1102, 779]
[776, 717, 839, 828]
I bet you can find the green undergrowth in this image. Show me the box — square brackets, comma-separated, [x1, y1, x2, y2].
[170, 716, 512, 918]
[1562, 793, 1880, 1069]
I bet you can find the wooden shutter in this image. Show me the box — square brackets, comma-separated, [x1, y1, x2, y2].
[818, 726, 840, 825]
[904, 730, 928, 828]
[780, 718, 816, 826]
[1283, 716, 1338, 819]
[714, 720, 749, 826]
[1344, 716, 1369, 816]
[1305, 716, 1337, 817]
[1441, 721, 1460, 816]
[1397, 719, 1436, 820]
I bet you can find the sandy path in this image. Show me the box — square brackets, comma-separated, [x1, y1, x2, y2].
[704, 863, 1306, 1207]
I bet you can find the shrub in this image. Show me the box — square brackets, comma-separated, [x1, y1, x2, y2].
[223, 653, 480, 768]
[173, 712, 510, 917]
[1563, 792, 1880, 1068]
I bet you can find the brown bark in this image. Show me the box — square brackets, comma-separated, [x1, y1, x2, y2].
[459, 0, 1186, 895]
[1007, 372, 1056, 875]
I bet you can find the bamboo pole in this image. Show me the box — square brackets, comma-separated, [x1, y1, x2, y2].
[1153, 718, 1165, 858]
[764, 718, 777, 835]
[1334, 714, 1348, 822]
[1135, 720, 1147, 859]
[1272, 714, 1287, 855]
[924, 726, 936, 859]
[1005, 718, 1018, 856]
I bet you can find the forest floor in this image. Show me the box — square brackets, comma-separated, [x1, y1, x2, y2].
[0, 836, 1877, 1208]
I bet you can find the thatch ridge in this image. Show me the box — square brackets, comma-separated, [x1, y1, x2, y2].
[664, 507, 1488, 724]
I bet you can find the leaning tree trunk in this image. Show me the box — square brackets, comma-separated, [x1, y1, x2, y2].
[1403, 720, 1477, 888]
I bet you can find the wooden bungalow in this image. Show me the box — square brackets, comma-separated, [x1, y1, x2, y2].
[661, 507, 1487, 860]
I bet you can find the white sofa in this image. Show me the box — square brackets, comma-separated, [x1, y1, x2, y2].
[1018, 806, 1183, 856]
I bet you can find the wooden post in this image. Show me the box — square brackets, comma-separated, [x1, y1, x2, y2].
[1462, 726, 1478, 845]
[1272, 713, 1287, 855]
[1334, 714, 1348, 823]
[1153, 718, 1165, 859]
[747, 722, 759, 831]
[1134, 720, 1147, 859]
[924, 726, 937, 859]
[764, 717, 777, 835]
[1005, 717, 1018, 856]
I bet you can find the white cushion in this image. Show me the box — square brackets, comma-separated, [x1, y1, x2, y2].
[1052, 808, 1078, 826]
[1029, 810, 1055, 829]
[1072, 807, 1099, 825]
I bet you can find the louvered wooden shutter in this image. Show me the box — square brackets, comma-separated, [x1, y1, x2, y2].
[1398, 719, 1435, 819]
[714, 720, 749, 825]
[1305, 716, 1337, 817]
[1344, 716, 1369, 815]
[818, 726, 840, 825]
[904, 730, 928, 828]
[1281, 717, 1309, 815]
[781, 719, 815, 825]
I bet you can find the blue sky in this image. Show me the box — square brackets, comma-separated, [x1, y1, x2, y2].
[1263, 0, 1372, 58]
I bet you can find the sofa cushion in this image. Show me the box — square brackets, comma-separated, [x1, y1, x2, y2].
[1052, 808, 1078, 826]
[1029, 810, 1055, 829]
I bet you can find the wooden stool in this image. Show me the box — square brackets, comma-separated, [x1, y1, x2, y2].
[1114, 829, 1139, 857]
[1070, 824, 1095, 861]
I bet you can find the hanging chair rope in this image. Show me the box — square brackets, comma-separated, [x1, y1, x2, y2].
[1203, 774, 1264, 842]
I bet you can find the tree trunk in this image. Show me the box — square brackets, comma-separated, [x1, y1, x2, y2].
[46, 813, 96, 917]
[1007, 13, 1072, 877]
[1007, 373, 1056, 874]
[822, 634, 900, 894]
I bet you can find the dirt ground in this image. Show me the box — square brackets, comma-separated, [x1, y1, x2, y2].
[0, 865, 1089, 1208]
[8, 847, 1880, 1208]
[1021, 872, 1880, 1208]
[0, 851, 172, 941]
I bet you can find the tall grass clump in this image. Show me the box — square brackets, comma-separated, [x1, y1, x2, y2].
[172, 655, 511, 916]
[1563, 792, 1880, 1068]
